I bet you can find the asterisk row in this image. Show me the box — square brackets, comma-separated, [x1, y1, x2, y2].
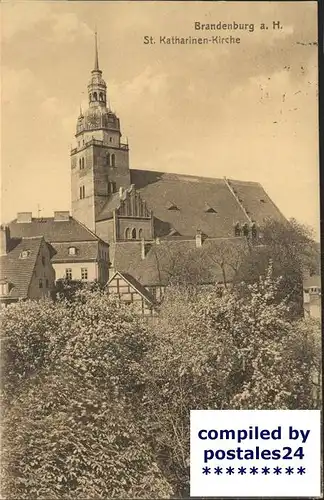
[202, 465, 306, 476]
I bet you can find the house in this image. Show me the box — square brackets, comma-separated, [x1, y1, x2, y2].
[107, 270, 156, 317]
[0, 224, 56, 304]
[8, 211, 109, 285]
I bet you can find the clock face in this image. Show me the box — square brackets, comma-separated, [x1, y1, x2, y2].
[87, 113, 100, 129]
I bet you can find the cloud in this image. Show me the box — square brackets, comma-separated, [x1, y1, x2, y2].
[2, 67, 37, 104]
[50, 13, 92, 43]
[2, 2, 51, 40]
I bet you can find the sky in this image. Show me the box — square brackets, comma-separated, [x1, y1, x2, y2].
[1, 1, 320, 238]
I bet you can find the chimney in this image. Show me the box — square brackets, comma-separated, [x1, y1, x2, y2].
[195, 229, 202, 248]
[141, 238, 152, 260]
[54, 211, 70, 221]
[17, 212, 32, 223]
[0, 225, 10, 256]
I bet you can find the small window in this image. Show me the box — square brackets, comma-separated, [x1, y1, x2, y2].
[80, 185, 85, 199]
[125, 228, 130, 239]
[0, 282, 9, 296]
[243, 224, 249, 237]
[46, 279, 49, 288]
[68, 247, 77, 256]
[81, 268, 88, 280]
[19, 250, 31, 259]
[109, 137, 113, 143]
[42, 256, 45, 266]
[138, 229, 143, 239]
[81, 158, 85, 169]
[234, 223, 241, 237]
[111, 154, 116, 167]
[112, 182, 117, 193]
[93, 92, 98, 101]
[131, 228, 136, 239]
[65, 268, 72, 280]
[107, 153, 111, 167]
[260, 199, 266, 203]
[39, 279, 43, 289]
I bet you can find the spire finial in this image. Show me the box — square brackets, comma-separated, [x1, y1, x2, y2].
[94, 30, 99, 71]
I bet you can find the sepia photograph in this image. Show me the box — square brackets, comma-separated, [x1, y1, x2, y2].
[0, 1, 321, 498]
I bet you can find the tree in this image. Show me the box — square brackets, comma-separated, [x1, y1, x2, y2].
[1, 291, 172, 499]
[142, 265, 320, 497]
[234, 218, 320, 316]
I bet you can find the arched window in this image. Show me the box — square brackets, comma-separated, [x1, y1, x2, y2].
[234, 223, 241, 237]
[107, 153, 111, 167]
[243, 223, 249, 237]
[138, 229, 143, 239]
[81, 157, 85, 169]
[131, 228, 136, 239]
[79, 158, 82, 169]
[125, 228, 130, 239]
[112, 181, 116, 193]
[99, 92, 104, 101]
[93, 92, 98, 101]
[111, 154, 116, 167]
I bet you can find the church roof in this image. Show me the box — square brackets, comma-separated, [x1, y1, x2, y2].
[9, 217, 101, 243]
[129, 170, 286, 238]
[0, 237, 44, 299]
[96, 192, 121, 221]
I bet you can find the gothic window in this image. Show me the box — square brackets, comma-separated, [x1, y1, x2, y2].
[243, 223, 249, 237]
[107, 153, 111, 167]
[99, 92, 104, 101]
[93, 92, 98, 101]
[234, 223, 241, 237]
[138, 229, 143, 239]
[125, 228, 130, 239]
[79, 158, 82, 169]
[81, 157, 85, 169]
[111, 154, 116, 167]
[112, 182, 117, 193]
[131, 228, 136, 239]
[80, 185, 85, 199]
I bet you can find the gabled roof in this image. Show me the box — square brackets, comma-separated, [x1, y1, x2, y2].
[0, 237, 43, 299]
[8, 216, 102, 243]
[112, 237, 249, 287]
[130, 170, 286, 238]
[107, 270, 155, 304]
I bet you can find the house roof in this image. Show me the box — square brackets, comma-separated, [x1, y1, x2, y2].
[107, 270, 155, 304]
[51, 241, 101, 263]
[129, 170, 286, 238]
[112, 237, 249, 287]
[8, 217, 103, 243]
[0, 237, 43, 299]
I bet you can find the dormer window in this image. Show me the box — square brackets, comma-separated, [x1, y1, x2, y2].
[68, 247, 77, 256]
[19, 250, 31, 259]
[260, 199, 266, 203]
[166, 202, 179, 211]
[204, 204, 217, 213]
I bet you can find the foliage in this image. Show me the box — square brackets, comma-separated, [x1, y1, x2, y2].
[1, 261, 320, 499]
[1, 290, 172, 499]
[234, 218, 320, 316]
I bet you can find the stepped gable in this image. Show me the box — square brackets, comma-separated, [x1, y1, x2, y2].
[130, 170, 283, 238]
[0, 237, 43, 299]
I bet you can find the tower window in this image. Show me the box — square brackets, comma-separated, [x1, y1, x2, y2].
[79, 158, 82, 169]
[80, 185, 85, 199]
[99, 92, 104, 101]
[93, 92, 98, 101]
[111, 154, 116, 167]
[82, 158, 85, 169]
[125, 228, 130, 239]
[234, 223, 241, 237]
[107, 153, 111, 167]
[138, 229, 143, 239]
[109, 137, 112, 142]
[242, 223, 249, 237]
[39, 279, 43, 289]
[131, 228, 136, 239]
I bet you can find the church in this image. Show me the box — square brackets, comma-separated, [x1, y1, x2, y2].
[6, 34, 286, 312]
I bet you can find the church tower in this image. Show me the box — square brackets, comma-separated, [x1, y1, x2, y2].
[71, 33, 131, 231]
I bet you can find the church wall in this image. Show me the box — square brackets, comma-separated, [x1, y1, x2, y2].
[96, 219, 115, 244]
[117, 217, 153, 240]
[93, 145, 130, 190]
[71, 148, 96, 231]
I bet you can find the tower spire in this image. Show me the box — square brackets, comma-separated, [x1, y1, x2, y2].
[94, 31, 99, 71]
